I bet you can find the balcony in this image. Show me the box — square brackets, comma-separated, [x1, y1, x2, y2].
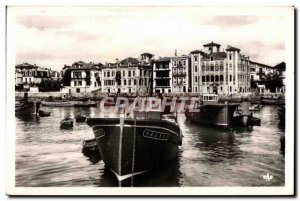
[173, 72, 186, 77]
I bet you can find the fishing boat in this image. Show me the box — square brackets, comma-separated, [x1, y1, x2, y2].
[86, 97, 182, 182]
[185, 94, 260, 128]
[249, 104, 261, 111]
[75, 115, 87, 123]
[15, 93, 41, 116]
[74, 101, 98, 107]
[38, 109, 51, 117]
[60, 116, 74, 129]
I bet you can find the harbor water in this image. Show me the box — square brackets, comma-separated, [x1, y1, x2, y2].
[15, 104, 285, 187]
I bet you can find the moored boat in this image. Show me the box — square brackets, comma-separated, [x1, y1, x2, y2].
[86, 98, 182, 182]
[60, 117, 74, 129]
[75, 115, 87, 122]
[41, 101, 75, 107]
[38, 109, 51, 117]
[185, 94, 260, 128]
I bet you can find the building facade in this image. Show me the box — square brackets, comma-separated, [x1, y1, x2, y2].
[153, 57, 172, 94]
[68, 61, 102, 94]
[249, 61, 274, 82]
[15, 63, 51, 85]
[101, 53, 153, 94]
[190, 42, 251, 95]
[171, 55, 190, 93]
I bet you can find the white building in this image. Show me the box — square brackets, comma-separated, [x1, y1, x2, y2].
[68, 61, 102, 94]
[249, 61, 274, 82]
[101, 53, 153, 94]
[15, 63, 51, 85]
[171, 55, 190, 93]
[190, 42, 251, 95]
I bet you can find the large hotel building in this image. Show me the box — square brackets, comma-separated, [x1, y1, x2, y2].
[190, 42, 251, 95]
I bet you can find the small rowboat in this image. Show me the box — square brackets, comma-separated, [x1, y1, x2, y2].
[60, 117, 74, 129]
[82, 138, 101, 157]
[75, 115, 87, 123]
[39, 109, 51, 117]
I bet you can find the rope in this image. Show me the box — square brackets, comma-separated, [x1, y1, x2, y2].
[131, 117, 137, 187]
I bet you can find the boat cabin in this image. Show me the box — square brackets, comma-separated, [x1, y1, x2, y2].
[133, 97, 162, 120]
[201, 94, 219, 105]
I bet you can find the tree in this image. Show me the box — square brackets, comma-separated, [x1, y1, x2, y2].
[262, 72, 283, 93]
[38, 79, 62, 92]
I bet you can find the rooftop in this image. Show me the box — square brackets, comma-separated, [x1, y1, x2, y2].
[154, 57, 171, 62]
[202, 52, 227, 60]
[226, 45, 241, 52]
[203, 41, 221, 47]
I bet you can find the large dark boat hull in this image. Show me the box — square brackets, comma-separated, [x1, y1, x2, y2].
[87, 118, 182, 181]
[185, 104, 239, 128]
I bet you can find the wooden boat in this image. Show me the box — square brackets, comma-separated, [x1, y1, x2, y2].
[42, 101, 75, 107]
[249, 104, 261, 111]
[74, 101, 98, 107]
[82, 138, 101, 157]
[38, 109, 51, 117]
[86, 98, 182, 182]
[75, 115, 87, 123]
[60, 117, 74, 129]
[185, 94, 260, 128]
[15, 93, 41, 116]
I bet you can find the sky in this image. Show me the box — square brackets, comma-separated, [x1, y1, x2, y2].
[11, 7, 289, 71]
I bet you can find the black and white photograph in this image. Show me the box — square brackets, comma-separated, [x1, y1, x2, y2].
[5, 5, 295, 196]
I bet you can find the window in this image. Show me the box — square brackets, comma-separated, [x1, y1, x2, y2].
[215, 65, 219, 71]
[73, 72, 82, 78]
[195, 65, 198, 72]
[210, 56, 213, 61]
[128, 71, 131, 77]
[194, 56, 198, 61]
[107, 72, 110, 77]
[183, 61, 186, 65]
[78, 81, 82, 86]
[133, 71, 135, 77]
[134, 79, 137, 85]
[202, 76, 205, 82]
[94, 82, 97, 87]
[230, 75, 232, 82]
[229, 54, 232, 60]
[104, 72, 106, 77]
[74, 81, 77, 86]
[173, 61, 177, 66]
[76, 88, 80, 93]
[210, 65, 214, 71]
[195, 76, 198, 82]
[195, 87, 197, 92]
[112, 71, 115, 77]
[202, 65, 205, 71]
[129, 80, 131, 85]
[230, 86, 232, 92]
[124, 79, 127, 85]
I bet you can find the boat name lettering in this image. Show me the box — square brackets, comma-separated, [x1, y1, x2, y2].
[94, 129, 105, 138]
[143, 129, 169, 140]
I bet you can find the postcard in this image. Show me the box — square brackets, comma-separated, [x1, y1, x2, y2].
[6, 6, 295, 196]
